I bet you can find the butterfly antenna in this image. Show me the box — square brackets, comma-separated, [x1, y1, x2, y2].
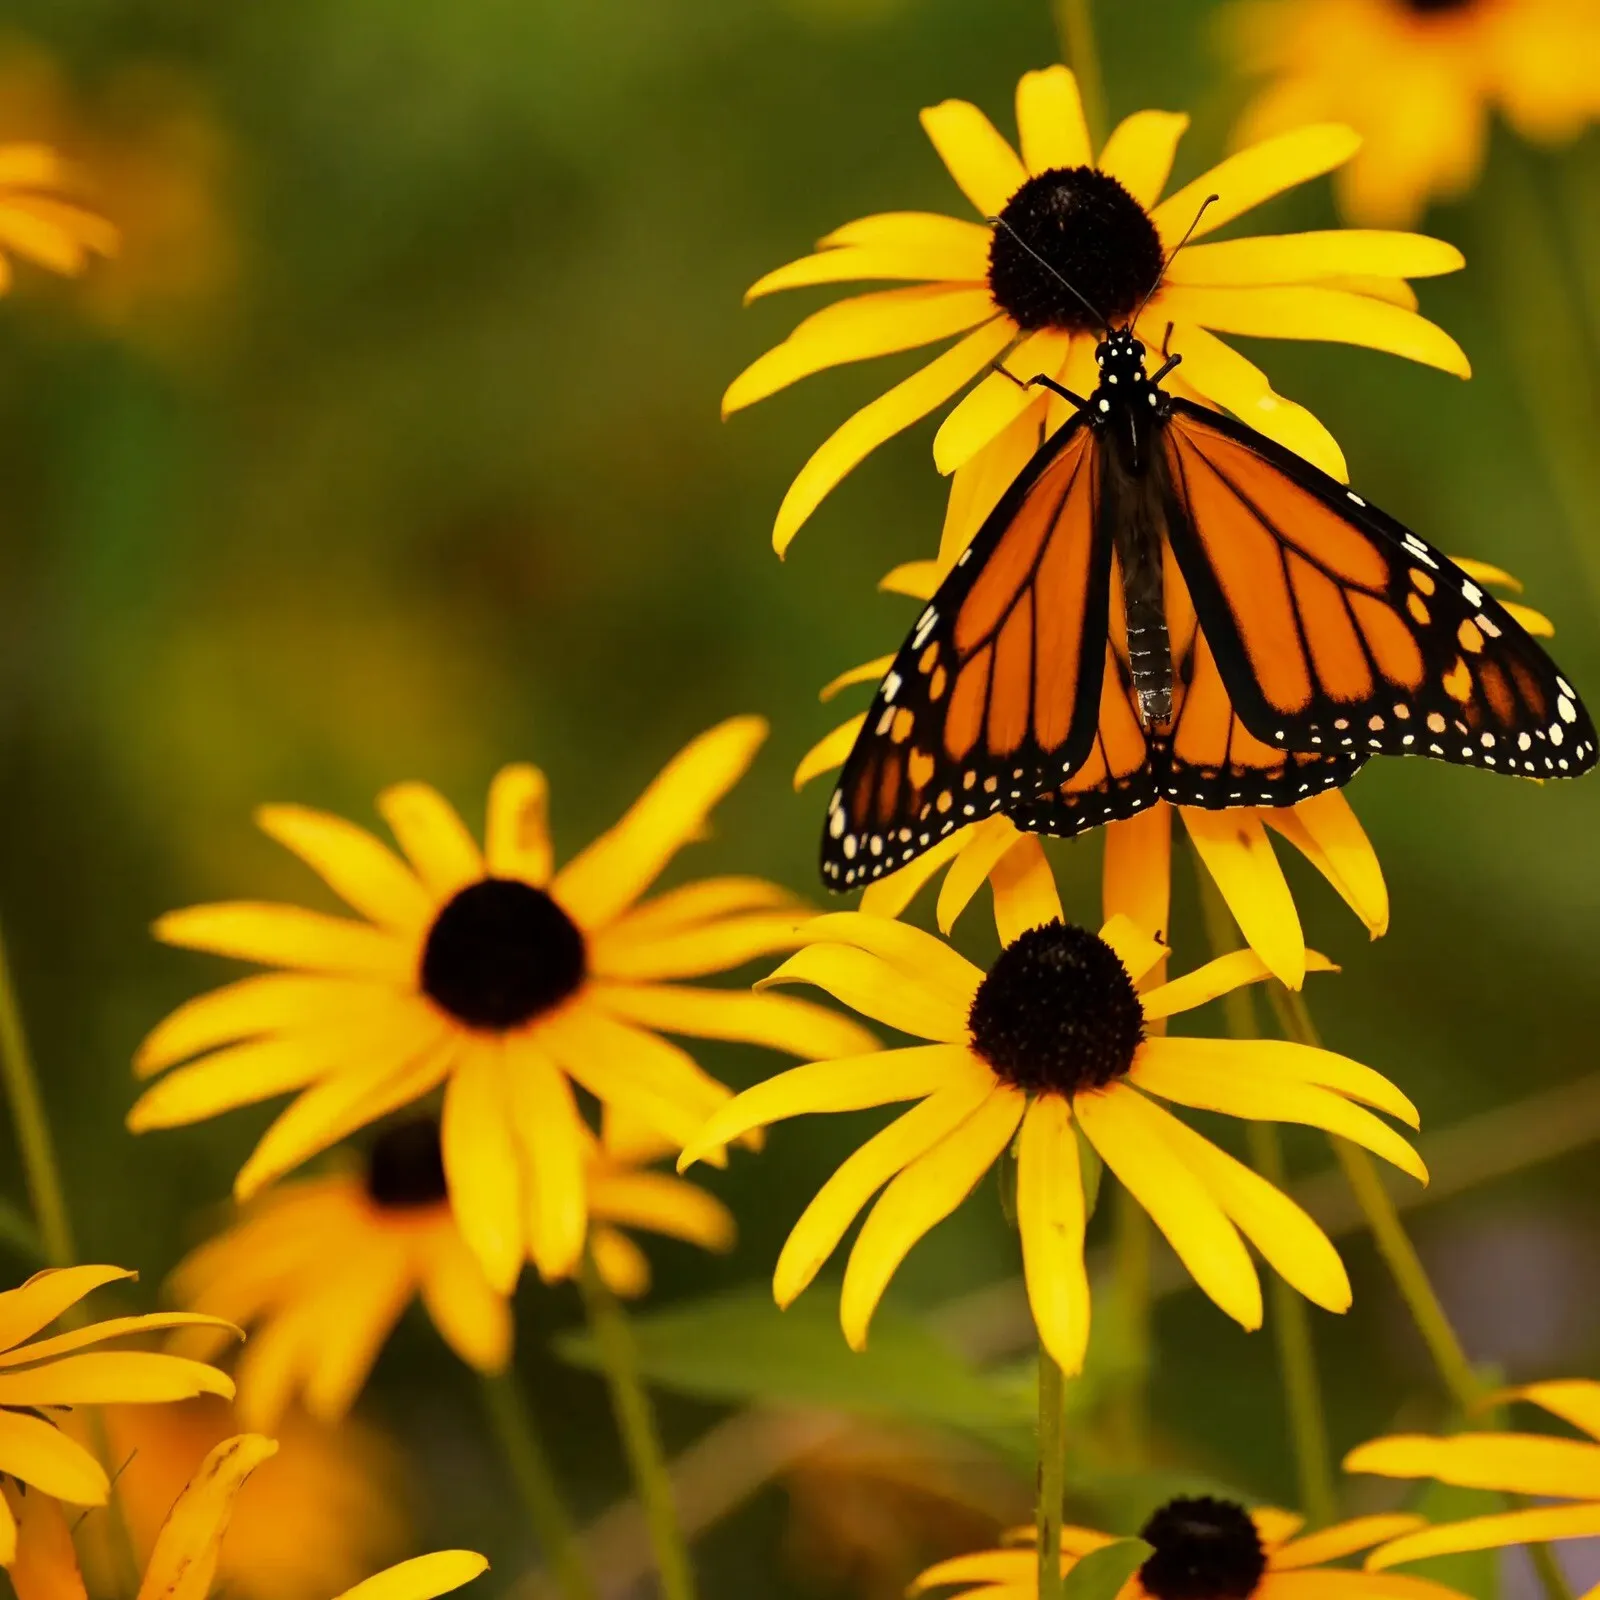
[987, 215, 1110, 336]
[1132, 193, 1220, 329]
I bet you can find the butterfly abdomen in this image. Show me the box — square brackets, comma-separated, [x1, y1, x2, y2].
[1104, 425, 1174, 728]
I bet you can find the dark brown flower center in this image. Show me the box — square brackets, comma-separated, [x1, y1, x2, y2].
[1400, 0, 1475, 13]
[966, 920, 1143, 1096]
[988, 166, 1165, 332]
[1139, 1498, 1267, 1600]
[365, 1118, 449, 1209]
[420, 877, 585, 1031]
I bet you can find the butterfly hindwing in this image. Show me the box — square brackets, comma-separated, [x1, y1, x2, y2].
[1161, 401, 1599, 779]
[822, 417, 1112, 888]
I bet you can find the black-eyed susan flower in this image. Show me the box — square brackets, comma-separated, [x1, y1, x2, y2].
[911, 1498, 1465, 1600]
[0, 1264, 236, 1564]
[1348, 1380, 1600, 1565]
[679, 866, 1425, 1374]
[1225, 0, 1600, 226]
[0, 141, 116, 291]
[726, 63, 1468, 553]
[10, 1431, 485, 1600]
[73, 1399, 403, 1600]
[132, 718, 875, 1297]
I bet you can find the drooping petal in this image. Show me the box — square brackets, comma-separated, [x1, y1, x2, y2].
[329, 1552, 488, 1600]
[1017, 66, 1092, 173]
[1262, 1571, 1468, 1600]
[991, 834, 1064, 945]
[1074, 1086, 1262, 1330]
[375, 783, 484, 900]
[1346, 1431, 1600, 1501]
[588, 1170, 735, 1253]
[795, 715, 865, 789]
[791, 912, 985, 998]
[1360, 1506, 1600, 1569]
[505, 1033, 589, 1282]
[937, 814, 1024, 932]
[1498, 1380, 1600, 1442]
[154, 903, 412, 982]
[589, 911, 810, 982]
[1016, 1095, 1091, 1375]
[840, 1086, 1025, 1348]
[0, 1351, 234, 1406]
[297, 1256, 416, 1423]
[604, 877, 799, 939]
[255, 805, 434, 935]
[590, 1226, 652, 1298]
[920, 100, 1028, 216]
[1271, 1515, 1426, 1570]
[442, 1041, 523, 1295]
[1097, 913, 1170, 988]
[1181, 807, 1305, 987]
[677, 1044, 973, 1171]
[1264, 791, 1389, 939]
[485, 764, 553, 886]
[820, 655, 897, 702]
[934, 327, 1071, 474]
[857, 827, 969, 920]
[1167, 231, 1463, 287]
[879, 559, 939, 599]
[553, 717, 768, 928]
[6, 1478, 88, 1600]
[1098, 111, 1191, 207]
[0, 1266, 134, 1353]
[1139, 948, 1336, 1022]
[757, 947, 971, 1042]
[0, 1410, 110, 1503]
[590, 981, 877, 1060]
[725, 286, 996, 414]
[0, 1311, 240, 1368]
[1102, 805, 1172, 942]
[772, 319, 1015, 555]
[418, 1237, 512, 1374]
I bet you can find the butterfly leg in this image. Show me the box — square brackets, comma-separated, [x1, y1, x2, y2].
[988, 362, 1088, 410]
[1149, 352, 1182, 385]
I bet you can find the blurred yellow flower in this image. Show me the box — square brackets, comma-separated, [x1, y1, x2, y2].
[11, 1432, 484, 1600]
[1225, 0, 1600, 225]
[727, 63, 1468, 553]
[132, 719, 874, 1296]
[0, 1264, 235, 1564]
[681, 881, 1425, 1374]
[912, 1497, 1463, 1600]
[73, 1399, 405, 1600]
[0, 141, 115, 291]
[1348, 1380, 1600, 1564]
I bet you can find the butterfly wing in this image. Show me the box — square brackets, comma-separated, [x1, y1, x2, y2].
[1161, 401, 1598, 778]
[822, 416, 1112, 888]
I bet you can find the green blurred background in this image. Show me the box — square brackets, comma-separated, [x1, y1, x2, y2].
[0, 0, 1597, 1594]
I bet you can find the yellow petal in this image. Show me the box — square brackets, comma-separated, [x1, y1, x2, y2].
[298, 1254, 415, 1422]
[1263, 1571, 1469, 1600]
[553, 717, 768, 928]
[1097, 913, 1170, 987]
[418, 1237, 512, 1374]
[919, 99, 1027, 216]
[1167, 232, 1463, 287]
[991, 834, 1063, 945]
[936, 813, 1023, 933]
[1153, 125, 1363, 246]
[0, 1311, 240, 1368]
[330, 1552, 488, 1600]
[1498, 1379, 1600, 1442]
[256, 805, 433, 934]
[0, 1266, 133, 1353]
[757, 945, 967, 1041]
[1255, 1509, 1307, 1549]
[1346, 1431, 1600, 1501]
[774, 1074, 995, 1309]
[375, 782, 484, 900]
[590, 981, 877, 1060]
[1181, 807, 1305, 987]
[677, 1044, 971, 1171]
[820, 210, 995, 264]
[505, 1034, 588, 1282]
[840, 1086, 1024, 1349]
[6, 1478, 87, 1600]
[819, 656, 895, 703]
[590, 1226, 652, 1298]
[911, 1548, 1042, 1593]
[1160, 284, 1470, 377]
[1016, 67, 1092, 173]
[485, 764, 553, 885]
[1016, 1096, 1091, 1375]
[772, 319, 1013, 555]
[1504, 601, 1554, 637]
[0, 1410, 110, 1503]
[154, 903, 412, 982]
[606, 877, 799, 939]
[937, 402, 1045, 571]
[589, 1170, 735, 1253]
[725, 286, 996, 414]
[1271, 1516, 1427, 1570]
[879, 559, 939, 599]
[1150, 1108, 1351, 1313]
[1131, 1041, 1426, 1181]
[0, 146, 69, 189]
[442, 1044, 524, 1295]
[136, 1434, 280, 1600]
[744, 243, 980, 300]
[0, 1350, 233, 1406]
[1264, 790, 1388, 938]
[1362, 1505, 1600, 1569]
[1102, 804, 1172, 942]
[590, 911, 809, 982]
[1139, 948, 1337, 1022]
[795, 715, 864, 789]
[1075, 1086, 1262, 1329]
[858, 826, 970, 920]
[1098, 111, 1191, 208]
[934, 327, 1071, 474]
[1450, 557, 1521, 592]
[794, 910, 984, 998]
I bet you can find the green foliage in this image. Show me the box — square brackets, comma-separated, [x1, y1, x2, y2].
[1062, 1538, 1153, 1600]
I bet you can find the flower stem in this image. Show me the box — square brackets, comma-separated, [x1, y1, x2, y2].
[1037, 1343, 1067, 1600]
[1104, 1189, 1151, 1464]
[1052, 0, 1108, 150]
[479, 1370, 596, 1600]
[0, 917, 74, 1267]
[578, 1252, 696, 1600]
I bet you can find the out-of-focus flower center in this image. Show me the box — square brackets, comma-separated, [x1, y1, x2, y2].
[365, 1117, 449, 1209]
[988, 166, 1165, 333]
[1399, 0, 1475, 13]
[967, 920, 1144, 1095]
[421, 877, 586, 1030]
[1139, 1497, 1267, 1600]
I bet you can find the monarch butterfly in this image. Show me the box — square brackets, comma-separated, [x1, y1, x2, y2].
[822, 327, 1597, 890]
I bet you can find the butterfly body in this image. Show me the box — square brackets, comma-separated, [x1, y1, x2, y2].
[821, 331, 1596, 890]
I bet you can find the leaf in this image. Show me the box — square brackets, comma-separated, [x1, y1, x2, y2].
[553, 1284, 1032, 1438]
[0, 1200, 43, 1263]
[1063, 1537, 1151, 1600]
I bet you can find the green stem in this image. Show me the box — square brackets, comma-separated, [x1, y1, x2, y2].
[578, 1252, 696, 1600]
[479, 1371, 597, 1600]
[1193, 871, 1335, 1522]
[1104, 1189, 1151, 1465]
[1037, 1344, 1067, 1600]
[0, 918, 74, 1267]
[1052, 0, 1108, 150]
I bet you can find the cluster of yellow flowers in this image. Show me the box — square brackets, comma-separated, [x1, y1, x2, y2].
[0, 2, 1595, 1598]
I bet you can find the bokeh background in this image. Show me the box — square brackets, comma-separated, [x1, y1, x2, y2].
[0, 0, 1596, 1595]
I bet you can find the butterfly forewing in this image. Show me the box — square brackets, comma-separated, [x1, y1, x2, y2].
[1162, 403, 1600, 779]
